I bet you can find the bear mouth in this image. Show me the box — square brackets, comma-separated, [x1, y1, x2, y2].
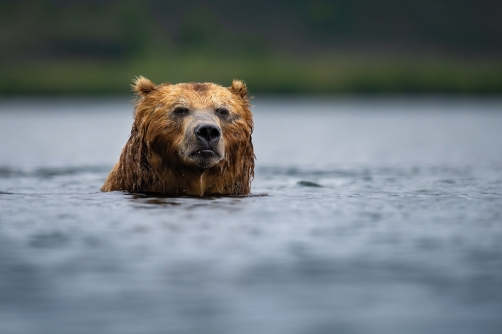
[190, 149, 220, 159]
[188, 149, 223, 169]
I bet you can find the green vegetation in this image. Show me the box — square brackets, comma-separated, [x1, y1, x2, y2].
[1, 54, 501, 95]
[0, 1, 500, 95]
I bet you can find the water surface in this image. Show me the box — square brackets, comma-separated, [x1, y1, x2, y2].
[1, 97, 501, 334]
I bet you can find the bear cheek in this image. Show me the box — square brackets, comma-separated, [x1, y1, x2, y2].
[149, 134, 175, 162]
[226, 121, 250, 142]
[148, 123, 184, 163]
[221, 128, 244, 158]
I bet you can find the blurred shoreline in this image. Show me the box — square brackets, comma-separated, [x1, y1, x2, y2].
[1, 1, 500, 96]
[2, 53, 501, 96]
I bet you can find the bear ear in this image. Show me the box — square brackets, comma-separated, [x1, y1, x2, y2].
[229, 79, 248, 100]
[132, 76, 157, 96]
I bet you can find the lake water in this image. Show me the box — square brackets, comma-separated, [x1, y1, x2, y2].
[1, 97, 501, 334]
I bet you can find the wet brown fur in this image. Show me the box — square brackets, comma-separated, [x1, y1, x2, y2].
[101, 76, 254, 196]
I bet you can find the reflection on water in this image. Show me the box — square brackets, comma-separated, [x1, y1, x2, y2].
[0, 98, 502, 334]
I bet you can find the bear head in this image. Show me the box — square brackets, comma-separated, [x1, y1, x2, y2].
[101, 76, 254, 196]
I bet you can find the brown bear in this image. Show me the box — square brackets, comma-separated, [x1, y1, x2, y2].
[101, 76, 254, 196]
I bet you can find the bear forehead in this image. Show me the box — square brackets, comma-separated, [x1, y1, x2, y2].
[155, 82, 241, 108]
[158, 82, 231, 98]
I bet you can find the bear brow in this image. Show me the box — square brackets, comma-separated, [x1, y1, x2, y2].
[191, 83, 210, 93]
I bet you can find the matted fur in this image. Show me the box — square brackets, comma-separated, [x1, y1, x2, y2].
[101, 77, 254, 196]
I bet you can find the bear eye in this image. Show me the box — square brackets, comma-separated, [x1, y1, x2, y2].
[173, 107, 189, 116]
[215, 107, 229, 117]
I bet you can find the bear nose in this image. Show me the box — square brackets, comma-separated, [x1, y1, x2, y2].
[195, 124, 221, 144]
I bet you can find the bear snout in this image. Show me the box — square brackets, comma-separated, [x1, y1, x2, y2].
[183, 121, 224, 169]
[194, 123, 221, 145]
